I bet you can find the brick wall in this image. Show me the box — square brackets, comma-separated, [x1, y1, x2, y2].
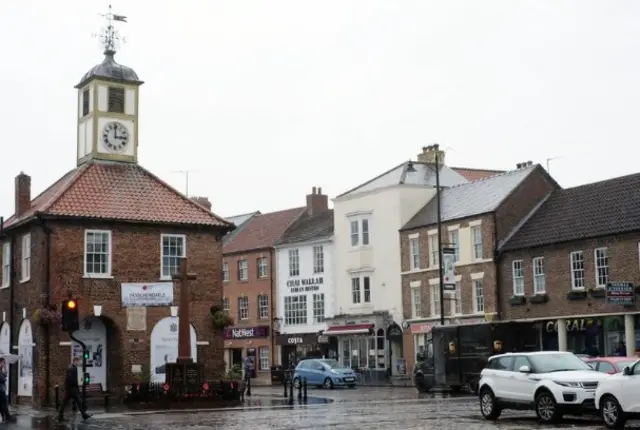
[499, 232, 640, 321]
[0, 220, 225, 406]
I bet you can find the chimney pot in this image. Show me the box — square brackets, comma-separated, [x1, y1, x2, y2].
[15, 172, 31, 217]
[318, 187, 322, 194]
[432, 143, 439, 150]
[190, 196, 212, 211]
[527, 160, 532, 166]
[422, 146, 429, 152]
[312, 186, 317, 195]
[306, 185, 328, 216]
[516, 163, 522, 169]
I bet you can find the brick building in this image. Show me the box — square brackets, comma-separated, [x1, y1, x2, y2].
[498, 172, 640, 358]
[222, 206, 305, 384]
[399, 163, 558, 371]
[0, 46, 232, 406]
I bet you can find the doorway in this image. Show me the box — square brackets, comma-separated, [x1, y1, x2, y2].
[231, 348, 243, 368]
[282, 345, 296, 369]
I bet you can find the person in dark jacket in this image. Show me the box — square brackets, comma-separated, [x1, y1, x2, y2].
[57, 357, 91, 422]
[0, 358, 11, 422]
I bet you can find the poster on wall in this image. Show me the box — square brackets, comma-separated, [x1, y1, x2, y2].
[149, 317, 197, 383]
[0, 323, 10, 395]
[17, 320, 33, 397]
[70, 317, 107, 389]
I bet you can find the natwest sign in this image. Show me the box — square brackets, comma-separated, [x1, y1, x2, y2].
[223, 326, 269, 340]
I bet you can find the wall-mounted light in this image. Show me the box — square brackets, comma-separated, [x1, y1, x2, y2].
[22, 308, 26, 319]
[170, 306, 178, 317]
[93, 305, 102, 317]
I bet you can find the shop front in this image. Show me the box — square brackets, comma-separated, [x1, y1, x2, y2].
[275, 333, 334, 369]
[324, 312, 393, 382]
[223, 325, 271, 384]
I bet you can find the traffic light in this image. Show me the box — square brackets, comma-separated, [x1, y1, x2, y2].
[83, 350, 90, 361]
[83, 372, 90, 385]
[61, 299, 79, 332]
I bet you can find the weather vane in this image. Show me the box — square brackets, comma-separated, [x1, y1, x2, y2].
[97, 5, 128, 54]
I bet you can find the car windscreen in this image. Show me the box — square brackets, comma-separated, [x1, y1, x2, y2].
[615, 360, 637, 370]
[529, 354, 593, 373]
[320, 359, 345, 369]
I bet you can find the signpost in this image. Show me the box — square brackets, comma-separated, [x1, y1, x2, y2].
[605, 283, 635, 306]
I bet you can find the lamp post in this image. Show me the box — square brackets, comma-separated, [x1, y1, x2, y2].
[435, 153, 446, 326]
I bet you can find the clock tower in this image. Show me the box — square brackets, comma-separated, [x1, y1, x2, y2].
[76, 6, 143, 166]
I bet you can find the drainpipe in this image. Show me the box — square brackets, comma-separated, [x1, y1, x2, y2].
[36, 213, 52, 405]
[8, 232, 16, 404]
[269, 249, 276, 367]
[493, 213, 503, 321]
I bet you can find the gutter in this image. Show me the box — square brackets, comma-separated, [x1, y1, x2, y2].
[36, 213, 52, 405]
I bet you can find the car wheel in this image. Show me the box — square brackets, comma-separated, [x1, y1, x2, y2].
[479, 387, 501, 420]
[535, 391, 562, 423]
[601, 395, 626, 429]
[323, 378, 334, 389]
[293, 378, 301, 389]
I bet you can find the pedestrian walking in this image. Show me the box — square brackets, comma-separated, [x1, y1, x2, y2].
[57, 356, 92, 422]
[0, 358, 12, 422]
[243, 355, 254, 381]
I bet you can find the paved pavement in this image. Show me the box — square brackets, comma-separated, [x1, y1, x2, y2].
[5, 386, 637, 429]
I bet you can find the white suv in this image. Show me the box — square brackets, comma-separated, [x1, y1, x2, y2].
[478, 351, 609, 423]
[595, 358, 640, 429]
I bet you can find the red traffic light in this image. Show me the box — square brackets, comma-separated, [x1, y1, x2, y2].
[66, 300, 77, 310]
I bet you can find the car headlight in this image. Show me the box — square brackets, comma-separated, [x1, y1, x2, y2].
[553, 381, 582, 388]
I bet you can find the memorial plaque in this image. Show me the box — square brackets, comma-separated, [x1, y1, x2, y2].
[165, 362, 204, 394]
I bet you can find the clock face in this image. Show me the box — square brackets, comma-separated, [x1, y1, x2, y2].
[101, 122, 130, 153]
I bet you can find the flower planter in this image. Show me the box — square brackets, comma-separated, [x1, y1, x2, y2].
[566, 290, 587, 300]
[509, 296, 526, 306]
[589, 288, 606, 299]
[529, 294, 549, 304]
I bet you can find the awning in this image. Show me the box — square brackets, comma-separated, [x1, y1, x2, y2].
[325, 324, 373, 336]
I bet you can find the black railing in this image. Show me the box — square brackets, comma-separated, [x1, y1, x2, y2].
[123, 380, 242, 406]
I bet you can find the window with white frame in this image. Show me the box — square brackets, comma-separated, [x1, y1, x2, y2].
[533, 257, 545, 293]
[85, 230, 112, 277]
[512, 260, 524, 295]
[351, 275, 372, 304]
[570, 251, 585, 289]
[473, 280, 484, 313]
[350, 218, 370, 247]
[1, 243, 9, 288]
[258, 294, 269, 319]
[288, 249, 300, 276]
[21, 234, 31, 281]
[161, 234, 185, 279]
[450, 230, 460, 262]
[431, 286, 440, 317]
[452, 282, 462, 315]
[258, 346, 269, 370]
[284, 295, 307, 325]
[428, 234, 439, 266]
[313, 245, 324, 273]
[594, 248, 609, 287]
[351, 277, 361, 304]
[223, 297, 230, 312]
[472, 226, 483, 260]
[363, 276, 371, 302]
[238, 296, 249, 320]
[409, 237, 420, 270]
[313, 293, 325, 323]
[237, 259, 248, 281]
[411, 287, 421, 318]
[222, 262, 229, 281]
[257, 257, 268, 279]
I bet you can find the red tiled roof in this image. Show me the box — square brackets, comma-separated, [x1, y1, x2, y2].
[452, 167, 504, 182]
[3, 161, 232, 229]
[223, 207, 306, 254]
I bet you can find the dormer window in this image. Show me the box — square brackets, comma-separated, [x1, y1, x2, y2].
[108, 87, 125, 113]
[82, 89, 90, 116]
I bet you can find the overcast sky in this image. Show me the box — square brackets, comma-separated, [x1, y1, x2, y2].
[1, 1, 639, 219]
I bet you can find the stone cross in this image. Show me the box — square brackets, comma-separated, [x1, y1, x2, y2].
[172, 257, 197, 363]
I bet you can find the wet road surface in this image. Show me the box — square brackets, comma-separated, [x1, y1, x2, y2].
[7, 386, 638, 429]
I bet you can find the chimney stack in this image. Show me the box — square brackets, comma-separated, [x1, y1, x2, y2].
[416, 144, 445, 165]
[305, 186, 328, 216]
[15, 172, 31, 217]
[190, 196, 212, 211]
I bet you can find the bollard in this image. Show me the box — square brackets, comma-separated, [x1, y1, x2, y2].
[297, 378, 302, 400]
[283, 373, 288, 398]
[246, 374, 252, 397]
[54, 385, 60, 410]
[288, 377, 294, 405]
[303, 377, 308, 402]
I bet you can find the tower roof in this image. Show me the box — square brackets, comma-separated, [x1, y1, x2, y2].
[75, 50, 142, 88]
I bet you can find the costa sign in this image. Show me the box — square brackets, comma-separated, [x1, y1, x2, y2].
[288, 337, 303, 344]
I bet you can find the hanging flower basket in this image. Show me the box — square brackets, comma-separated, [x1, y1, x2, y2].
[211, 307, 234, 330]
[33, 307, 61, 326]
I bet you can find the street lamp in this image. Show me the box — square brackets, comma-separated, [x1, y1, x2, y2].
[434, 150, 446, 326]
